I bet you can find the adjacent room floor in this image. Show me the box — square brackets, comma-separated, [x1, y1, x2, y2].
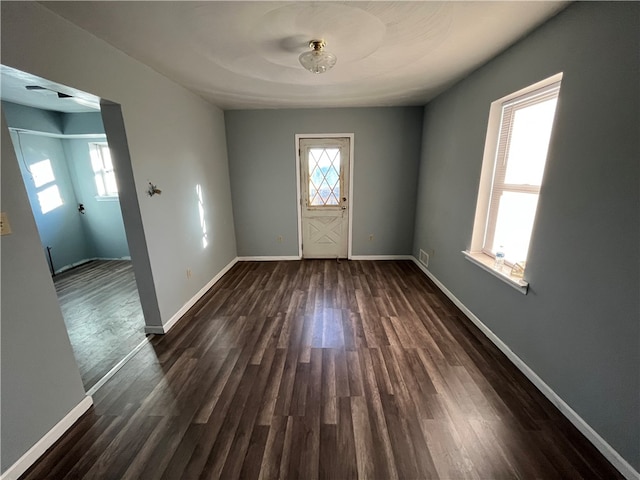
[25, 260, 622, 479]
[53, 259, 146, 391]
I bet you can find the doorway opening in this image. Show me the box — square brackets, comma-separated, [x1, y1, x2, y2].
[1, 65, 150, 393]
[296, 134, 354, 259]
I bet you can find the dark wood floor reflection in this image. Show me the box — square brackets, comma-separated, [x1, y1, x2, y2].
[54, 260, 146, 390]
[24, 260, 621, 479]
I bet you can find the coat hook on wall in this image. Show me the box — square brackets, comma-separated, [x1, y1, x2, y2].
[78, 203, 85, 214]
[148, 182, 162, 197]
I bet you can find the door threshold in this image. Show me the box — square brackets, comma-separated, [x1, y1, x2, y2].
[85, 335, 153, 396]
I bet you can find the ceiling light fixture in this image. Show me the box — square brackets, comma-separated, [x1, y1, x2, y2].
[299, 40, 337, 74]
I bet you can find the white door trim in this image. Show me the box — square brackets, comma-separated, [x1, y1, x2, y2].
[295, 133, 355, 259]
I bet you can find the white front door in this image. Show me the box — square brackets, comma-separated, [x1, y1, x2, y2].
[299, 137, 350, 259]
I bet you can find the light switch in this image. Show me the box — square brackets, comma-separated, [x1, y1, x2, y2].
[1, 212, 12, 235]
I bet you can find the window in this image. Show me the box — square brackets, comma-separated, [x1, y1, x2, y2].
[90, 143, 118, 198]
[30, 159, 63, 214]
[467, 74, 562, 287]
[485, 82, 560, 262]
[308, 147, 341, 206]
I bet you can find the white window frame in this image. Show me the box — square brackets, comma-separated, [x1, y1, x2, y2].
[90, 142, 118, 200]
[465, 73, 563, 293]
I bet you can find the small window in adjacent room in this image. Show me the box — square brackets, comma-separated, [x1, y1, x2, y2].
[466, 73, 562, 290]
[90, 142, 118, 198]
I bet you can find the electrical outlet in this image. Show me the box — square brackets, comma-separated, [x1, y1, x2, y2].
[186, 268, 192, 279]
[0, 212, 12, 235]
[369, 234, 374, 242]
[277, 235, 283, 243]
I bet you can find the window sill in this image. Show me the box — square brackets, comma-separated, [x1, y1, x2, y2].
[95, 195, 119, 202]
[462, 251, 529, 295]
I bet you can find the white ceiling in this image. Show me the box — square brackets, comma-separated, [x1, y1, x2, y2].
[37, 2, 567, 110]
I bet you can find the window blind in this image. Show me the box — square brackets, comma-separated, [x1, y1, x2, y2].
[483, 82, 561, 254]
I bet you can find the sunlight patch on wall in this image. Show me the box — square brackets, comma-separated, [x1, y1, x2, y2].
[30, 159, 63, 214]
[196, 184, 208, 248]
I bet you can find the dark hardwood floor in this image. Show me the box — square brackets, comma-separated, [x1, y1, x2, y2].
[54, 260, 146, 391]
[24, 260, 621, 479]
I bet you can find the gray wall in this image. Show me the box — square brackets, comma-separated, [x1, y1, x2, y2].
[1, 112, 87, 471]
[225, 108, 423, 257]
[63, 137, 130, 259]
[1, 1, 237, 472]
[412, 2, 639, 469]
[61, 111, 104, 135]
[10, 130, 92, 272]
[2, 101, 105, 137]
[2, 101, 63, 135]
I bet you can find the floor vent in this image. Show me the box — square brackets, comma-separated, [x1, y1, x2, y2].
[419, 249, 429, 267]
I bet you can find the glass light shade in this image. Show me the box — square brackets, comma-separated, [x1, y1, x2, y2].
[299, 41, 337, 74]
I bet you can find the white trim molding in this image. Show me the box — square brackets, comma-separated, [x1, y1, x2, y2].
[8, 127, 106, 140]
[54, 256, 132, 275]
[1, 396, 93, 480]
[350, 255, 414, 261]
[237, 256, 301, 261]
[411, 257, 639, 480]
[145, 257, 239, 335]
[462, 250, 528, 294]
[237, 255, 415, 262]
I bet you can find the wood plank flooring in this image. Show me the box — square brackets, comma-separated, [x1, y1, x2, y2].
[24, 260, 622, 479]
[54, 260, 146, 390]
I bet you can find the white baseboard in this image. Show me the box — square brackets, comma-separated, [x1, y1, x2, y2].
[410, 257, 639, 480]
[237, 256, 301, 261]
[146, 257, 239, 335]
[54, 256, 132, 275]
[349, 255, 414, 261]
[1, 396, 93, 480]
[236, 255, 414, 262]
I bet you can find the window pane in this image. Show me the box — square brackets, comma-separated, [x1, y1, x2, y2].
[95, 173, 106, 196]
[90, 147, 103, 172]
[492, 191, 539, 263]
[91, 143, 118, 196]
[308, 147, 340, 206]
[504, 98, 557, 186]
[100, 146, 113, 170]
[31, 159, 55, 188]
[37, 185, 63, 214]
[104, 172, 118, 195]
